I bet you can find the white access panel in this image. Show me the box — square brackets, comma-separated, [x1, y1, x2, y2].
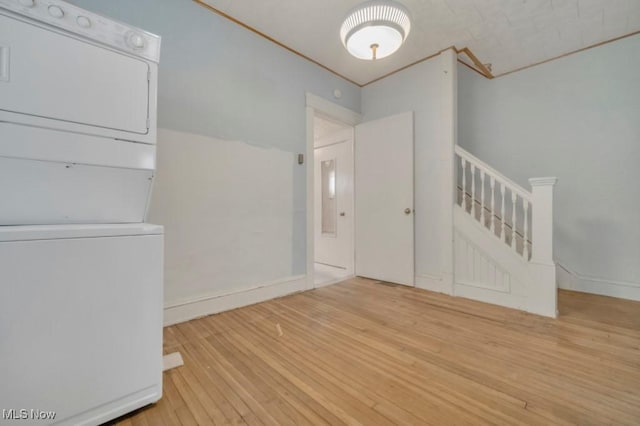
[0, 225, 163, 426]
[0, 122, 156, 225]
[0, 156, 153, 225]
[0, 12, 150, 135]
[0, 123, 156, 170]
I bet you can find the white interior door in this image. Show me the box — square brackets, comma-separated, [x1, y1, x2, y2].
[355, 112, 414, 286]
[314, 130, 354, 273]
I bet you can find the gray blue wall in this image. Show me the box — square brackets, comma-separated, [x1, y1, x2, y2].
[459, 34, 640, 291]
[362, 56, 452, 287]
[69, 0, 360, 277]
[63, 0, 640, 301]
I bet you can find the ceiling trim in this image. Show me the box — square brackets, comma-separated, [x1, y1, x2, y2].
[457, 48, 494, 79]
[360, 46, 494, 87]
[193, 0, 493, 86]
[493, 29, 640, 78]
[193, 0, 360, 86]
[361, 48, 448, 86]
[457, 59, 490, 79]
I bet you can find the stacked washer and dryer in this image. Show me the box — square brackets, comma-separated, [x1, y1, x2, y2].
[0, 1, 164, 425]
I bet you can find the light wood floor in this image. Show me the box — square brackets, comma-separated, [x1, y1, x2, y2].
[114, 278, 640, 425]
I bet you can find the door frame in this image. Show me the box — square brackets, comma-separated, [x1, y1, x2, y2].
[314, 130, 355, 281]
[305, 93, 361, 290]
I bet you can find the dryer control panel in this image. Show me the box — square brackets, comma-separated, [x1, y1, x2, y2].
[0, 0, 161, 62]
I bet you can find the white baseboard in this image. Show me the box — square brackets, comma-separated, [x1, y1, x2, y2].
[557, 264, 640, 301]
[163, 275, 307, 326]
[454, 281, 526, 312]
[416, 273, 452, 295]
[314, 274, 355, 289]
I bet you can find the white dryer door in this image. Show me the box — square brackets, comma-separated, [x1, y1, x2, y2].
[0, 13, 149, 135]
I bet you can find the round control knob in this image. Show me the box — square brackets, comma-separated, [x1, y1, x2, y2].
[18, 0, 35, 8]
[48, 5, 64, 18]
[129, 33, 145, 49]
[76, 15, 91, 28]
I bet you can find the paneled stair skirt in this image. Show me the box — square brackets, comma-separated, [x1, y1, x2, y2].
[454, 146, 558, 317]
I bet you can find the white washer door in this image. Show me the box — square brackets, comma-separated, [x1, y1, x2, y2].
[0, 13, 149, 135]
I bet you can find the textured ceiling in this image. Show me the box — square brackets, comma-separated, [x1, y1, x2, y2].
[200, 0, 640, 85]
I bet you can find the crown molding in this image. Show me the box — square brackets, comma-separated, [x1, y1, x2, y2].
[194, 0, 640, 85]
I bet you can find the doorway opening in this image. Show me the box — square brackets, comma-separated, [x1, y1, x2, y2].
[312, 113, 355, 287]
[305, 94, 415, 289]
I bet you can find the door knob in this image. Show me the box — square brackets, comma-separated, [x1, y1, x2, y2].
[340, 212, 346, 217]
[404, 208, 412, 215]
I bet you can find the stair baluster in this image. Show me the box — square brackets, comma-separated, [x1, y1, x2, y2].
[524, 201, 530, 260]
[461, 157, 467, 211]
[480, 171, 486, 227]
[489, 176, 495, 234]
[511, 192, 518, 253]
[471, 164, 476, 218]
[500, 184, 506, 242]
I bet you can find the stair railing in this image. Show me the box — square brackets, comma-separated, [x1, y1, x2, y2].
[455, 145, 556, 265]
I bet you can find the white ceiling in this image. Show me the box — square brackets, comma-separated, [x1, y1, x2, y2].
[201, 0, 640, 85]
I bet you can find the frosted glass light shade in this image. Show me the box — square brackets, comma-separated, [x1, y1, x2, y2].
[340, 0, 411, 61]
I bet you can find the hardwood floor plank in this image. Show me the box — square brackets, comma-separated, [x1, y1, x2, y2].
[173, 345, 247, 424]
[222, 329, 389, 426]
[225, 310, 425, 425]
[129, 411, 150, 426]
[262, 299, 543, 425]
[162, 369, 189, 411]
[289, 284, 639, 423]
[173, 405, 198, 426]
[184, 338, 284, 426]
[117, 278, 640, 425]
[180, 341, 265, 426]
[230, 305, 497, 425]
[175, 351, 237, 425]
[200, 334, 308, 426]
[169, 366, 217, 425]
[209, 331, 339, 425]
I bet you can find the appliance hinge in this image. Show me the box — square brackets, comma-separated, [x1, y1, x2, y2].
[147, 70, 151, 82]
[146, 117, 150, 129]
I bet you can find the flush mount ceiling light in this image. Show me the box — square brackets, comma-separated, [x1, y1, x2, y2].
[340, 0, 411, 61]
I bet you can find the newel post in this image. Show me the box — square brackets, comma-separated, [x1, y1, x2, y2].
[529, 177, 557, 265]
[527, 177, 558, 318]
